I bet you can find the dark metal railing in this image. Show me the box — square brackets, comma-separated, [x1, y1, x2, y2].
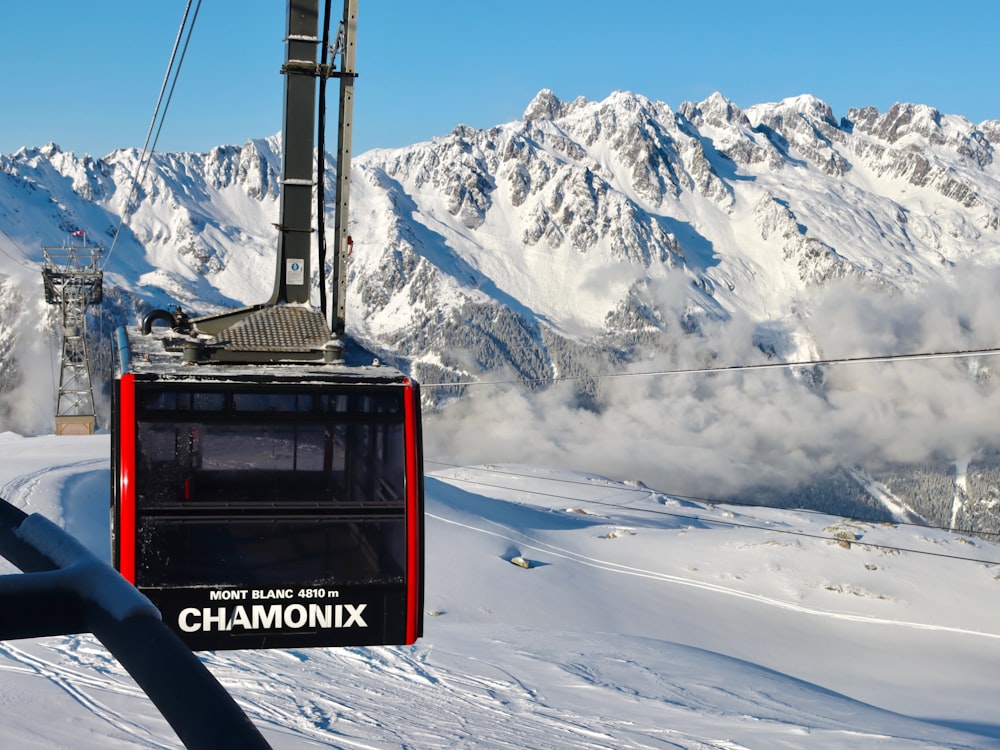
[0, 497, 272, 750]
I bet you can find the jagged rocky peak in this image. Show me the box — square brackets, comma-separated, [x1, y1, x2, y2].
[748, 94, 840, 132]
[524, 89, 670, 133]
[238, 136, 281, 199]
[524, 89, 566, 121]
[199, 137, 282, 198]
[517, 90, 734, 212]
[678, 94, 783, 172]
[847, 103, 995, 172]
[368, 124, 499, 230]
[678, 92, 749, 129]
[744, 94, 851, 176]
[523, 89, 590, 122]
[847, 102, 948, 145]
[12, 142, 63, 166]
[602, 89, 660, 113]
[583, 91, 679, 140]
[980, 120, 1000, 143]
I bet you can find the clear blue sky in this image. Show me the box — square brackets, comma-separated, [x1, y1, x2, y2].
[2, 0, 998, 157]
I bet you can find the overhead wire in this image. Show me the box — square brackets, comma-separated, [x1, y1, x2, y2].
[419, 344, 1000, 547]
[103, 0, 202, 272]
[0, 224, 35, 268]
[0, 243, 30, 268]
[419, 345, 1000, 391]
[424, 460, 1000, 565]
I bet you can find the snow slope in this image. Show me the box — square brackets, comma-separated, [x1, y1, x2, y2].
[1, 433, 999, 749]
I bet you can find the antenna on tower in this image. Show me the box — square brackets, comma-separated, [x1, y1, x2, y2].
[41, 238, 103, 435]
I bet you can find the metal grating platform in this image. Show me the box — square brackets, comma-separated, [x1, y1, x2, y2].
[214, 306, 332, 352]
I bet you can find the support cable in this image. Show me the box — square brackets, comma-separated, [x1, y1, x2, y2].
[103, 0, 202, 273]
[0, 224, 35, 268]
[420, 345, 1000, 390]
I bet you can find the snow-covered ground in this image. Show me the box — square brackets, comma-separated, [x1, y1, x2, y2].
[2, 431, 1000, 749]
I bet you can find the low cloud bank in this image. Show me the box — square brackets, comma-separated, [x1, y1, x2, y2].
[425, 268, 1000, 499]
[0, 274, 57, 436]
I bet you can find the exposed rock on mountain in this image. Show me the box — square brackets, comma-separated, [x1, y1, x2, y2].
[4, 89, 1000, 520]
[3, 89, 1000, 390]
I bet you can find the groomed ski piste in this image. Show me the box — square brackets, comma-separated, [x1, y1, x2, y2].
[2, 431, 1000, 749]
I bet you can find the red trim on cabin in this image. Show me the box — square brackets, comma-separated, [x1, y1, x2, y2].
[403, 383, 421, 644]
[118, 374, 137, 583]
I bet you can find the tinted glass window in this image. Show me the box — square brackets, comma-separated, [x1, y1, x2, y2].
[140, 390, 225, 412]
[136, 517, 406, 587]
[319, 392, 401, 415]
[135, 418, 405, 507]
[233, 392, 313, 413]
[129, 383, 415, 590]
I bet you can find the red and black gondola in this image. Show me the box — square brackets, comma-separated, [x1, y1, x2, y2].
[112, 323, 424, 650]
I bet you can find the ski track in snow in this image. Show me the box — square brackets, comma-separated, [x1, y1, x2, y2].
[2, 631, 985, 750]
[0, 603, 884, 749]
[203, 643, 760, 750]
[0, 639, 172, 749]
[0, 457, 107, 511]
[426, 508, 1000, 640]
[219, 646, 598, 748]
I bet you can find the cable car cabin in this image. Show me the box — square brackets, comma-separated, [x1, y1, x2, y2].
[111, 322, 424, 651]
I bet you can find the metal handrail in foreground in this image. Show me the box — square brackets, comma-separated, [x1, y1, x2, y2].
[0, 498, 272, 750]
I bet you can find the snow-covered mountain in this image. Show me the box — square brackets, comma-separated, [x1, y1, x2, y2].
[4, 90, 1000, 531]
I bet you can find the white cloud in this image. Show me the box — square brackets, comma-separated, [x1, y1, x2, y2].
[426, 268, 1000, 499]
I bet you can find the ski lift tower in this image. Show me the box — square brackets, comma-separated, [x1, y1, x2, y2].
[41, 241, 103, 435]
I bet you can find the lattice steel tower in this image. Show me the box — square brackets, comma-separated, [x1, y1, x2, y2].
[42, 244, 103, 435]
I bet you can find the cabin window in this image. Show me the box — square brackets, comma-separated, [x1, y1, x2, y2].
[130, 384, 410, 587]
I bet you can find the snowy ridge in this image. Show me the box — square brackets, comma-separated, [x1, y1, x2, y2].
[5, 90, 1000, 377]
[5, 91, 1000, 526]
